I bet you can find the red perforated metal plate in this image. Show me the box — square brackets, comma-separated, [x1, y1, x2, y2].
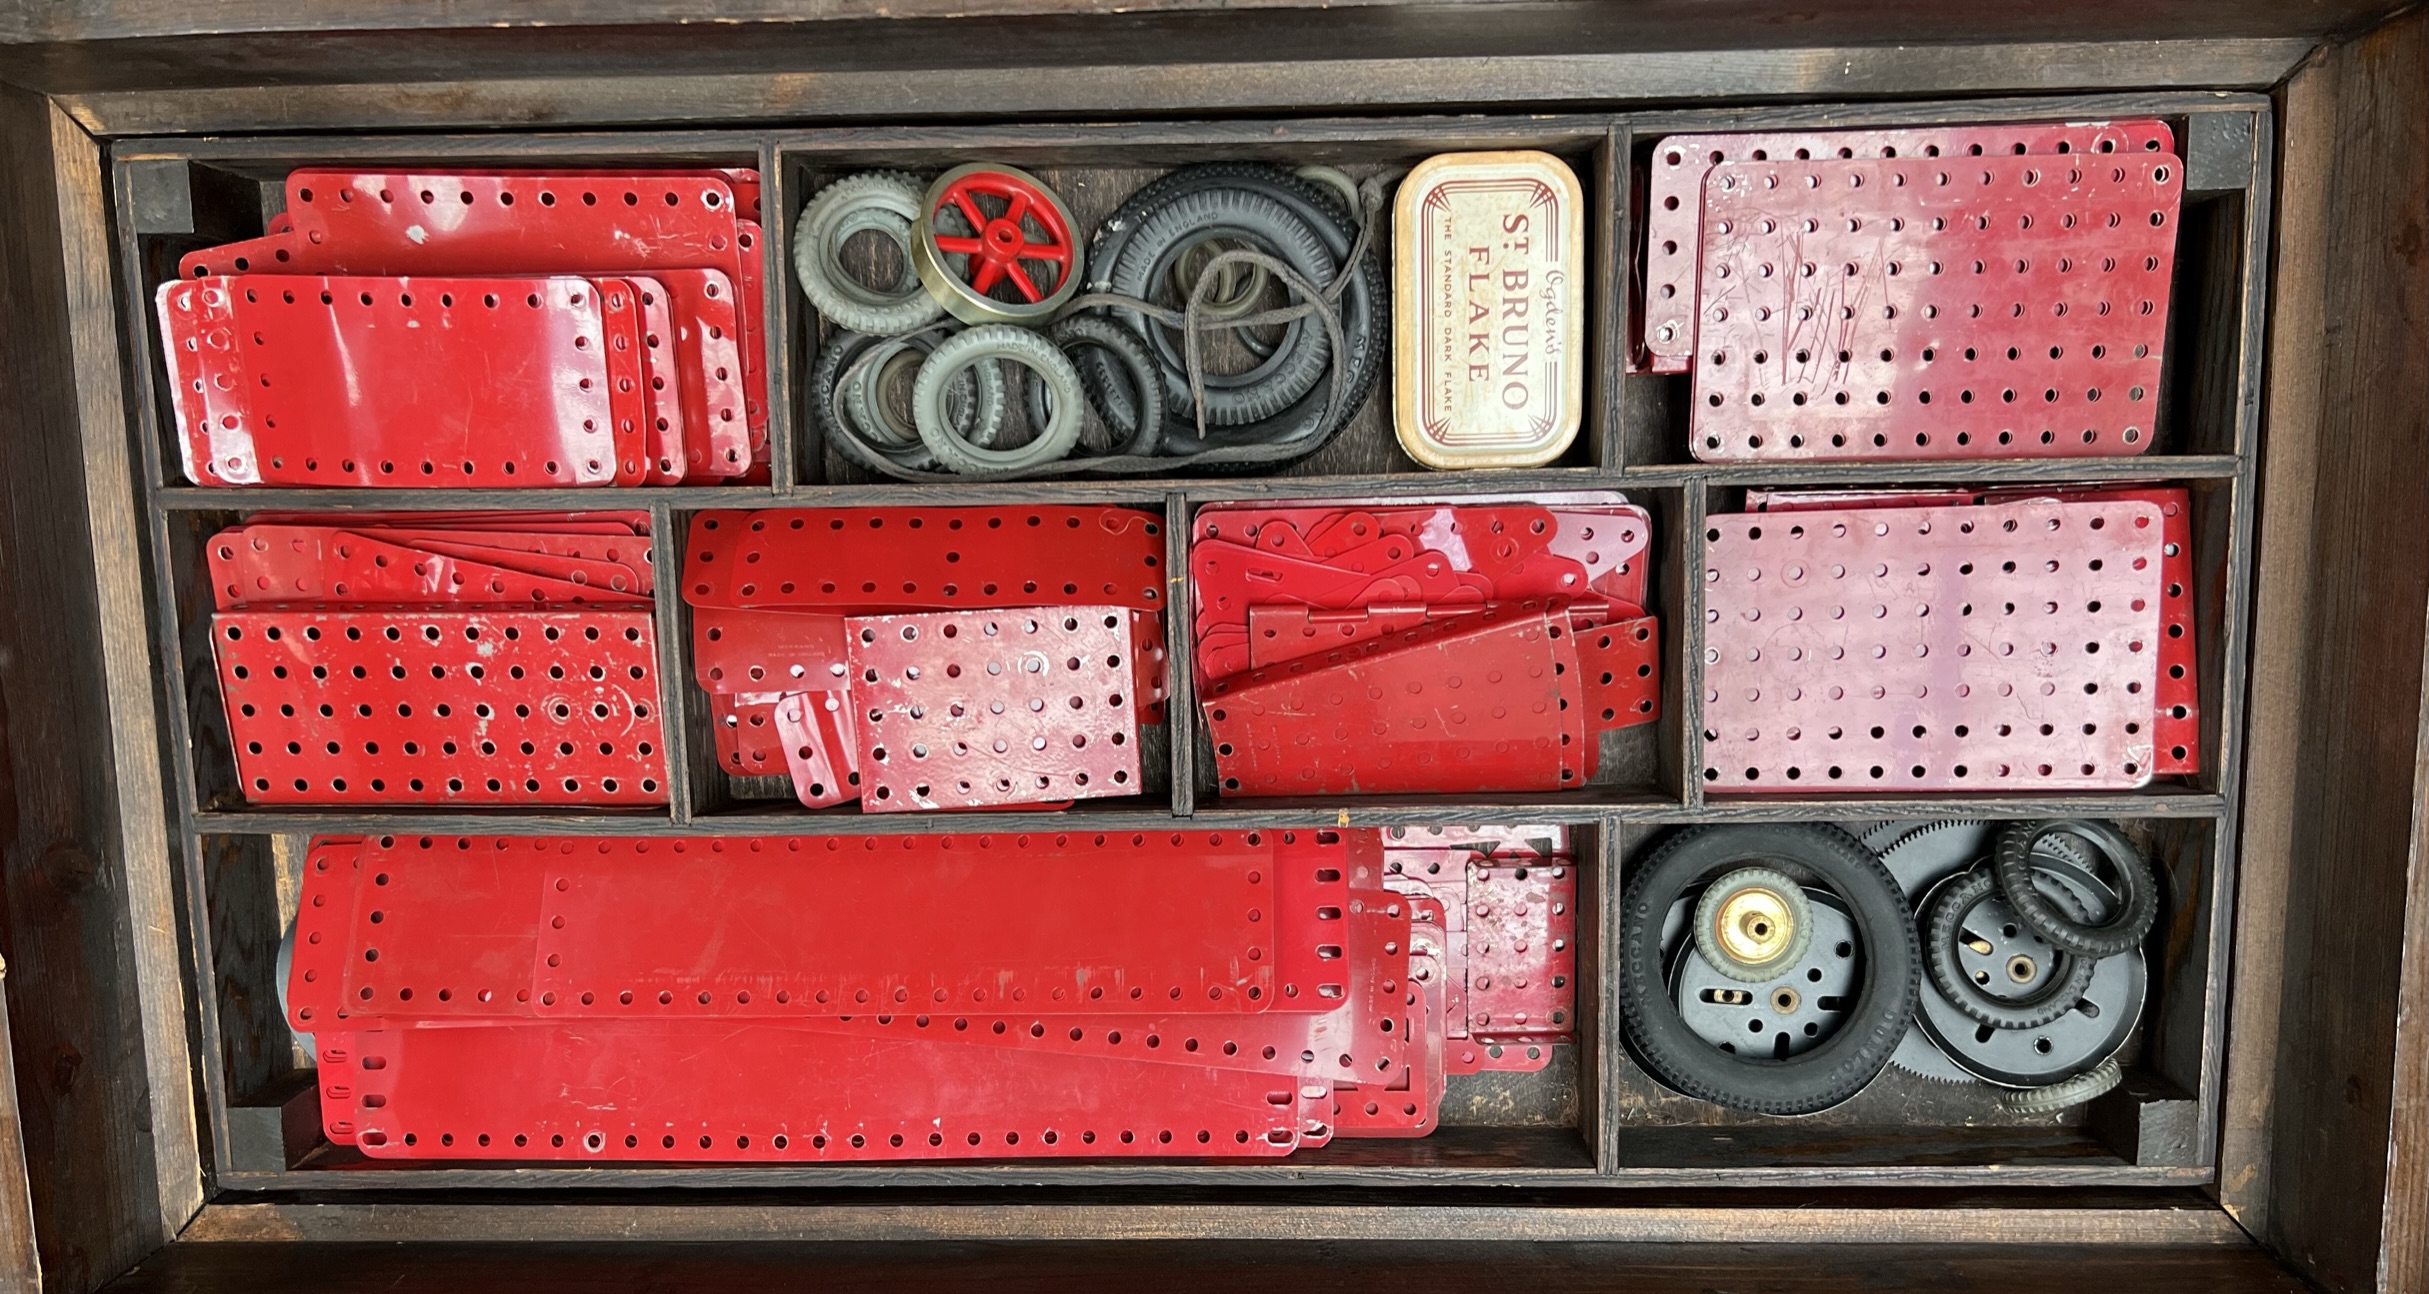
[367, 533, 649, 596]
[161, 275, 631, 488]
[692, 608, 850, 694]
[1578, 615, 1662, 731]
[1333, 924, 1443, 1137]
[710, 690, 787, 779]
[213, 610, 666, 805]
[1203, 607, 1585, 797]
[1462, 861, 1576, 1047]
[1700, 499, 2167, 792]
[1637, 120, 2178, 372]
[336, 1021, 1320, 1161]
[772, 689, 858, 807]
[278, 170, 762, 470]
[1689, 152, 2180, 461]
[847, 607, 1142, 811]
[207, 526, 646, 609]
[684, 507, 1165, 613]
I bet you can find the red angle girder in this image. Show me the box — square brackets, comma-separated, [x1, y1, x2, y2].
[161, 275, 638, 488]
[286, 830, 1380, 1029]
[213, 609, 666, 806]
[1203, 606, 1587, 797]
[276, 169, 764, 462]
[1636, 119, 2177, 373]
[207, 526, 647, 609]
[1700, 498, 2168, 792]
[684, 507, 1165, 614]
[847, 606, 1143, 811]
[1688, 152, 2180, 461]
[323, 1023, 1325, 1162]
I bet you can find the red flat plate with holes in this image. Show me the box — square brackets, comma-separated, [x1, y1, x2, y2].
[206, 526, 645, 610]
[1203, 607, 1586, 797]
[1701, 499, 2166, 792]
[711, 690, 787, 780]
[1462, 861, 1576, 1049]
[1637, 120, 2178, 372]
[1578, 616, 1662, 731]
[247, 510, 648, 534]
[286, 839, 366, 1033]
[1689, 152, 2180, 461]
[1130, 611, 1170, 725]
[214, 610, 666, 806]
[1984, 485, 2198, 774]
[336, 1020, 1319, 1161]
[1333, 924, 1443, 1137]
[368, 526, 653, 583]
[592, 276, 654, 484]
[693, 608, 849, 694]
[278, 171, 761, 472]
[772, 689, 858, 807]
[1386, 823, 1571, 859]
[847, 607, 1142, 812]
[161, 275, 630, 488]
[1243, 599, 1617, 675]
[313, 1032, 364, 1145]
[684, 507, 1166, 613]
[362, 534, 649, 596]
[1200, 505, 1650, 604]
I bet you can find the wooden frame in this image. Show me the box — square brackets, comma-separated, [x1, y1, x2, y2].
[0, 7, 2423, 1293]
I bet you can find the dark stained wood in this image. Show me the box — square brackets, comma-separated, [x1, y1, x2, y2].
[0, 962, 41, 1294]
[2212, 8, 2429, 1294]
[101, 1238, 2310, 1293]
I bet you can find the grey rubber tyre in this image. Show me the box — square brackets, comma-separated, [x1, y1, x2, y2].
[792, 172, 946, 335]
[1294, 164, 1363, 216]
[1999, 1057, 2123, 1114]
[1691, 866, 1816, 984]
[913, 325, 1086, 474]
[849, 332, 1005, 453]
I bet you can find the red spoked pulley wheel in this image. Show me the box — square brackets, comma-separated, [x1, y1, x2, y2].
[912, 163, 1085, 325]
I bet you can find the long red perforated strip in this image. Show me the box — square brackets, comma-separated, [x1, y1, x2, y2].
[684, 507, 1165, 613]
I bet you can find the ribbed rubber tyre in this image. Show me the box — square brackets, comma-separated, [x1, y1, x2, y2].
[1621, 823, 1918, 1115]
[847, 332, 1005, 453]
[791, 172, 946, 335]
[1921, 867, 2099, 1030]
[1689, 865, 1816, 984]
[1053, 315, 1165, 457]
[1992, 820, 2160, 958]
[1998, 1056, 2123, 1114]
[912, 325, 1086, 475]
[1087, 163, 1384, 455]
[810, 331, 1002, 475]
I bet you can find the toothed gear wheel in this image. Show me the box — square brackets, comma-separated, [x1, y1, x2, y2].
[1857, 820, 1929, 852]
[1999, 1057, 2124, 1114]
[1911, 855, 2145, 1088]
[1888, 1024, 1975, 1083]
[1875, 819, 1994, 901]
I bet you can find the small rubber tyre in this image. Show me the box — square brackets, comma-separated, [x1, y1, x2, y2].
[1922, 867, 2099, 1031]
[791, 172, 946, 335]
[1999, 1056, 2123, 1114]
[1294, 165, 1364, 218]
[848, 332, 1005, 453]
[1050, 315, 1165, 457]
[1690, 866, 1816, 983]
[810, 331, 1000, 475]
[1621, 823, 1919, 1115]
[913, 325, 1086, 474]
[1993, 820, 2160, 958]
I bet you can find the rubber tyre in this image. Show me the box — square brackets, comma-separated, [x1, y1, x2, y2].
[811, 331, 931, 473]
[1052, 315, 1165, 457]
[1087, 163, 1383, 455]
[913, 325, 1086, 474]
[1921, 868, 2099, 1031]
[1621, 823, 1918, 1115]
[1690, 866, 1816, 984]
[848, 332, 1005, 453]
[1998, 1056, 2123, 1114]
[1992, 820, 2159, 958]
[792, 172, 946, 335]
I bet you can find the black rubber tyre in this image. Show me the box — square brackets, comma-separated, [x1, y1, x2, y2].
[1021, 315, 1167, 458]
[1621, 823, 1919, 1115]
[1922, 867, 2099, 1031]
[1992, 820, 2160, 958]
[1088, 165, 1385, 454]
[810, 331, 934, 475]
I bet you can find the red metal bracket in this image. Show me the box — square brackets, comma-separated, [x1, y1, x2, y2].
[1701, 498, 2168, 791]
[1688, 152, 2180, 460]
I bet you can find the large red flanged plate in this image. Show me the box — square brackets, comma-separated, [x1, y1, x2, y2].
[290, 831, 1378, 1023]
[207, 526, 647, 610]
[161, 275, 630, 488]
[684, 507, 1165, 614]
[276, 170, 763, 470]
[1688, 152, 2180, 461]
[847, 607, 1142, 812]
[1637, 120, 2178, 373]
[1700, 499, 2167, 792]
[334, 1021, 1321, 1162]
[1203, 607, 1586, 797]
[213, 610, 666, 806]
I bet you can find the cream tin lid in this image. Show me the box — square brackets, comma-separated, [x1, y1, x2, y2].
[1392, 150, 1587, 470]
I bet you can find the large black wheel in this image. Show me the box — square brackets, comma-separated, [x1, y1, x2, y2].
[1620, 823, 1918, 1114]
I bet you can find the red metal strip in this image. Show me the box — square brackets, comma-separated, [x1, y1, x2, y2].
[161, 275, 624, 488]
[338, 1020, 1318, 1161]
[1637, 120, 2178, 372]
[772, 689, 859, 807]
[1203, 607, 1586, 797]
[206, 526, 641, 610]
[847, 607, 1142, 811]
[354, 534, 649, 596]
[684, 507, 1166, 614]
[1700, 499, 2167, 791]
[710, 690, 787, 781]
[214, 609, 667, 806]
[1689, 152, 2180, 461]
[692, 608, 850, 694]
[592, 276, 653, 484]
